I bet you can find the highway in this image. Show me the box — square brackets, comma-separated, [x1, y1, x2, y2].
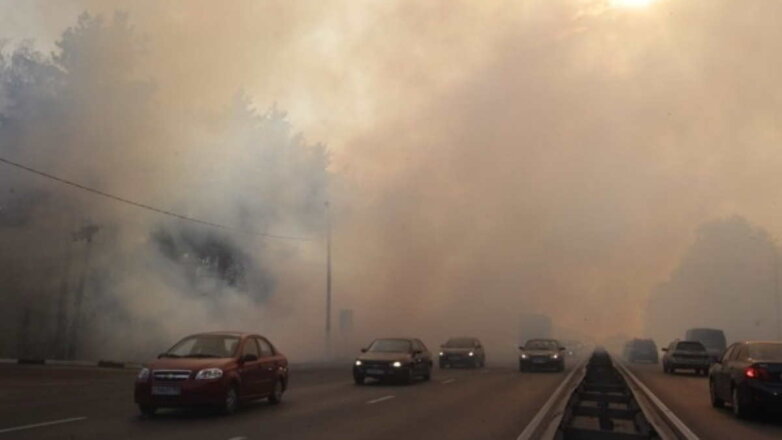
[0, 362, 571, 440]
[626, 363, 782, 439]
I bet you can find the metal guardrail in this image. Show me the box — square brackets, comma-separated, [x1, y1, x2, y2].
[521, 348, 699, 440]
[517, 356, 590, 440]
[614, 361, 700, 440]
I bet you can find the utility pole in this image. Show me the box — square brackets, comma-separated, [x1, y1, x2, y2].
[325, 201, 332, 360]
[775, 244, 780, 340]
[68, 222, 100, 359]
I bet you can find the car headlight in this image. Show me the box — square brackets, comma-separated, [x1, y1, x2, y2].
[137, 367, 150, 381]
[392, 361, 403, 368]
[468, 352, 475, 357]
[439, 352, 444, 357]
[355, 360, 362, 366]
[195, 368, 223, 380]
[551, 354, 559, 360]
[521, 354, 528, 359]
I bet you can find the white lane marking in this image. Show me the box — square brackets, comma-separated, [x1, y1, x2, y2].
[0, 416, 87, 435]
[441, 378, 456, 384]
[367, 395, 396, 404]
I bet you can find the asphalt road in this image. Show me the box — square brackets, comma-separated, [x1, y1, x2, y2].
[0, 362, 572, 440]
[626, 362, 782, 440]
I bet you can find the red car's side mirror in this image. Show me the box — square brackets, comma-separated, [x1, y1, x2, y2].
[360, 348, 368, 353]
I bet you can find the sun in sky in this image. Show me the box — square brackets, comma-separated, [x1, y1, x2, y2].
[611, 0, 657, 7]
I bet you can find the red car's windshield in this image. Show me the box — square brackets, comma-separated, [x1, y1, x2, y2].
[164, 335, 240, 358]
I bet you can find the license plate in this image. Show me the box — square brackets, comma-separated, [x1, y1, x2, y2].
[366, 369, 385, 375]
[152, 385, 181, 396]
[533, 358, 546, 364]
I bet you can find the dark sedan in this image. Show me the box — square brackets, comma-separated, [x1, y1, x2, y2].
[519, 339, 565, 372]
[709, 341, 782, 418]
[623, 338, 658, 363]
[438, 337, 485, 368]
[134, 332, 288, 415]
[662, 339, 711, 375]
[353, 338, 433, 384]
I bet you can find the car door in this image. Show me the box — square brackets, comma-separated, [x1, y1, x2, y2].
[256, 337, 278, 394]
[238, 338, 264, 397]
[714, 343, 736, 399]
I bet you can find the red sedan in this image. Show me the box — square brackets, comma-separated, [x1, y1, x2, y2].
[134, 331, 288, 415]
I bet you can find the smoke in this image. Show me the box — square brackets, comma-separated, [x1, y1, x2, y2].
[2, 0, 782, 362]
[645, 216, 781, 345]
[0, 13, 329, 360]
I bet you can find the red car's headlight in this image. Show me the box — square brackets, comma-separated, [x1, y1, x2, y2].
[195, 368, 224, 380]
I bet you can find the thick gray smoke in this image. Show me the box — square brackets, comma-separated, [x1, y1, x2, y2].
[0, 14, 329, 361]
[2, 0, 782, 363]
[645, 217, 781, 345]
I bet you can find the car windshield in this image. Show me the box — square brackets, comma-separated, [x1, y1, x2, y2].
[164, 335, 240, 358]
[367, 339, 412, 353]
[749, 343, 782, 360]
[444, 338, 476, 348]
[676, 341, 706, 352]
[525, 340, 558, 350]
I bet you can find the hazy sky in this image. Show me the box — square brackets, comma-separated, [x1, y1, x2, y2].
[2, 0, 781, 349]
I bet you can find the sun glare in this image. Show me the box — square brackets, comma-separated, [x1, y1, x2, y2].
[611, 0, 656, 7]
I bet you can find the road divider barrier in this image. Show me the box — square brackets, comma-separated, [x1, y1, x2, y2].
[520, 348, 699, 440]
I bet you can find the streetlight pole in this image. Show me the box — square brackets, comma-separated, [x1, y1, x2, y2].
[775, 244, 780, 340]
[325, 201, 332, 359]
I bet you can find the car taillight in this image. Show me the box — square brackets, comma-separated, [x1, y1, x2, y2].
[745, 366, 772, 381]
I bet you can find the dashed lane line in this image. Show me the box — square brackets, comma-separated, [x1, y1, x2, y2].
[0, 417, 87, 435]
[441, 378, 456, 384]
[367, 395, 396, 404]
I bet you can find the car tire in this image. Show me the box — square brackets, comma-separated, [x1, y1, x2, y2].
[138, 404, 157, 417]
[732, 386, 752, 419]
[223, 384, 240, 415]
[268, 379, 284, 404]
[709, 380, 724, 408]
[519, 361, 525, 372]
[354, 374, 365, 385]
[439, 361, 446, 369]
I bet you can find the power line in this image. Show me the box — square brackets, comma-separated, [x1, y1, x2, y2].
[0, 156, 314, 241]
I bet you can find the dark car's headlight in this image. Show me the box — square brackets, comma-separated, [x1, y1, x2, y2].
[195, 368, 223, 380]
[137, 368, 150, 381]
[392, 361, 403, 368]
[355, 360, 363, 366]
